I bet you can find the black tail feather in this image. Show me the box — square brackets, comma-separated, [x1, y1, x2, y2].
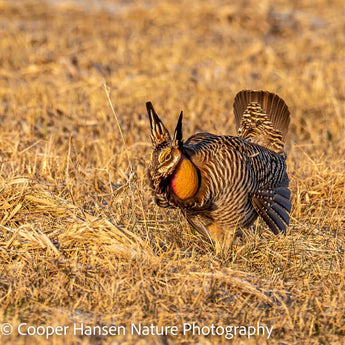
[252, 198, 283, 235]
[251, 186, 291, 235]
[273, 192, 291, 212]
[274, 186, 291, 198]
[272, 203, 290, 225]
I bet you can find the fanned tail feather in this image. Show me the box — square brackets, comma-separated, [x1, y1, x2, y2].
[233, 90, 290, 141]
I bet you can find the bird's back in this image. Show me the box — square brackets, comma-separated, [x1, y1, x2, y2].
[182, 90, 291, 238]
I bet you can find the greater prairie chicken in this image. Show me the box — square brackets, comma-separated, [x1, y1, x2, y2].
[147, 90, 291, 244]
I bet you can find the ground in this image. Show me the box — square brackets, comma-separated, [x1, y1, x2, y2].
[0, 0, 344, 344]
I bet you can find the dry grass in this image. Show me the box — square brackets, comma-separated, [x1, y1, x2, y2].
[0, 0, 345, 344]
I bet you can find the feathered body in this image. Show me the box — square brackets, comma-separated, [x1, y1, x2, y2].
[147, 90, 291, 244]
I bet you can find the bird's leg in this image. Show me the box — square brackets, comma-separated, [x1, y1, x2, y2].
[207, 223, 238, 253]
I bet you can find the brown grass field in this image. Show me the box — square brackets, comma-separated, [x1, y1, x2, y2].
[0, 0, 345, 344]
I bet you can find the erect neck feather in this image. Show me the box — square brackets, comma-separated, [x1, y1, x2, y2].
[170, 154, 199, 200]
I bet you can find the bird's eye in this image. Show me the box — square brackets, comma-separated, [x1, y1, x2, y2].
[159, 148, 172, 163]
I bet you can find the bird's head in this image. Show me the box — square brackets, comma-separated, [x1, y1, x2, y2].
[146, 101, 183, 179]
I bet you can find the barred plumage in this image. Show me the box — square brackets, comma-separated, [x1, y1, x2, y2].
[147, 90, 291, 245]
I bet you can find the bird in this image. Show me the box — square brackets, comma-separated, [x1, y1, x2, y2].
[146, 90, 291, 246]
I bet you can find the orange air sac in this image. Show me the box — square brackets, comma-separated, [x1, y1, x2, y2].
[171, 155, 199, 200]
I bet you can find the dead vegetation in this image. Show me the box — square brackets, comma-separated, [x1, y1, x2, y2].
[0, 0, 344, 344]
